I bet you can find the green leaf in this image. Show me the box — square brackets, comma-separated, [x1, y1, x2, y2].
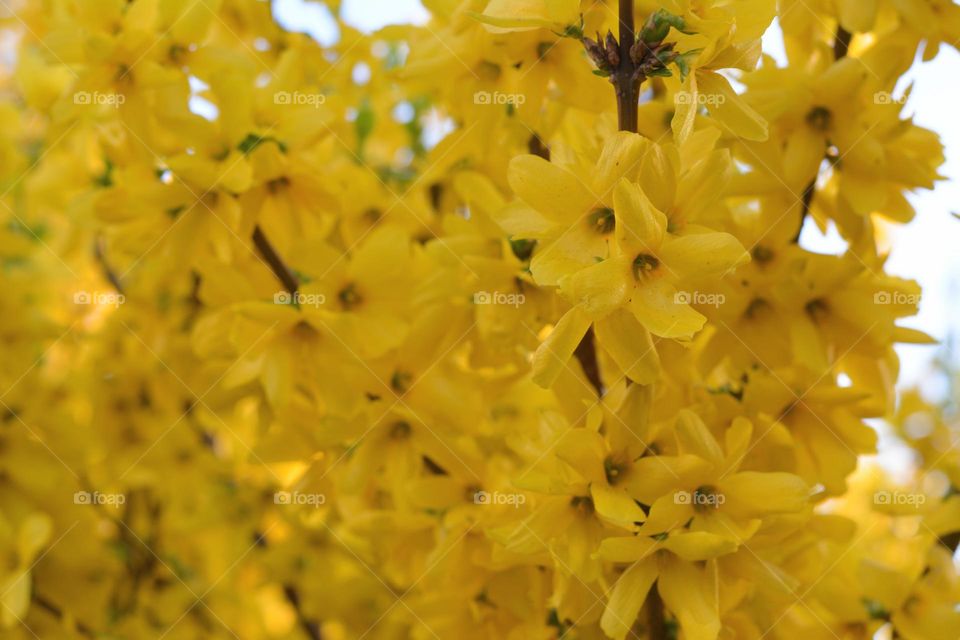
[592, 69, 611, 77]
[553, 15, 585, 40]
[674, 49, 702, 81]
[640, 9, 694, 44]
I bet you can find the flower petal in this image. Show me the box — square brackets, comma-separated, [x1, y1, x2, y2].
[658, 557, 722, 640]
[594, 309, 661, 384]
[593, 132, 649, 196]
[614, 179, 667, 255]
[600, 559, 659, 640]
[628, 280, 707, 339]
[560, 256, 631, 318]
[659, 232, 750, 279]
[531, 306, 592, 388]
[508, 154, 595, 223]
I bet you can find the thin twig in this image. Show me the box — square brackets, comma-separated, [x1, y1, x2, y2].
[647, 583, 668, 640]
[33, 594, 96, 637]
[253, 225, 299, 294]
[794, 25, 849, 242]
[94, 236, 125, 295]
[283, 584, 323, 640]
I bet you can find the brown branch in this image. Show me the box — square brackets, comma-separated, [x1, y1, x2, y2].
[253, 225, 299, 294]
[528, 133, 550, 160]
[792, 181, 816, 243]
[794, 25, 849, 243]
[574, 327, 604, 396]
[33, 594, 96, 638]
[94, 236, 125, 295]
[939, 530, 960, 552]
[615, 0, 641, 133]
[834, 26, 852, 60]
[647, 584, 668, 640]
[283, 584, 323, 640]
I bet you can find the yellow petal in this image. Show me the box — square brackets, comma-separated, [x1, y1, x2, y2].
[593, 132, 649, 196]
[614, 179, 667, 254]
[672, 72, 698, 144]
[555, 428, 607, 484]
[628, 280, 706, 339]
[591, 484, 647, 530]
[560, 256, 631, 318]
[783, 128, 825, 188]
[675, 410, 724, 467]
[531, 307, 592, 388]
[471, 0, 580, 30]
[638, 143, 678, 214]
[623, 455, 713, 504]
[600, 559, 659, 640]
[838, 0, 877, 34]
[697, 71, 768, 142]
[659, 232, 750, 279]
[718, 472, 810, 518]
[453, 171, 505, 218]
[597, 535, 659, 562]
[658, 557, 721, 640]
[661, 531, 738, 561]
[508, 154, 596, 222]
[594, 309, 661, 385]
[637, 494, 694, 536]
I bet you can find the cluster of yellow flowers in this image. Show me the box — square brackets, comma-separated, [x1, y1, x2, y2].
[1, 0, 959, 638]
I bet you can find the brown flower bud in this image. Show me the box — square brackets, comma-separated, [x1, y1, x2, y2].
[604, 31, 620, 68]
[583, 36, 607, 69]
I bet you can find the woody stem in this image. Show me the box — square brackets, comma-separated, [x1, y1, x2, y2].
[574, 0, 648, 396]
[647, 584, 668, 640]
[253, 225, 299, 295]
[794, 24, 850, 243]
[615, 0, 641, 133]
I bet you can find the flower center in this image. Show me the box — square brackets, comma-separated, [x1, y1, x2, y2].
[632, 253, 660, 280]
[752, 245, 774, 264]
[604, 456, 629, 485]
[589, 207, 616, 234]
[806, 298, 829, 321]
[692, 485, 723, 512]
[806, 106, 832, 132]
[338, 283, 362, 310]
[570, 495, 595, 517]
[390, 421, 412, 439]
